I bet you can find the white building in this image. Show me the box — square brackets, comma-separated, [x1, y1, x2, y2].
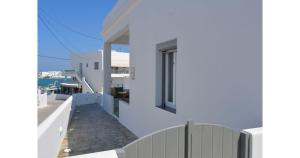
[38, 71, 63, 78]
[102, 0, 262, 137]
[70, 50, 130, 93]
[38, 1, 262, 157]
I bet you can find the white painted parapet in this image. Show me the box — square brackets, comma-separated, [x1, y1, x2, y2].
[38, 96, 74, 158]
[243, 127, 262, 158]
[72, 93, 101, 106]
[55, 94, 71, 100]
[38, 89, 47, 108]
[38, 93, 103, 158]
[66, 150, 118, 158]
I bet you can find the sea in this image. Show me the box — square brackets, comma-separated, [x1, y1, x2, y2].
[38, 77, 72, 88]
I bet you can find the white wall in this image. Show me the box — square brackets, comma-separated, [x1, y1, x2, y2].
[243, 128, 263, 158]
[67, 150, 118, 158]
[38, 93, 102, 158]
[38, 90, 47, 107]
[71, 52, 103, 93]
[104, 0, 262, 137]
[72, 93, 100, 106]
[71, 51, 130, 93]
[38, 96, 74, 158]
[103, 93, 114, 115]
[55, 94, 71, 100]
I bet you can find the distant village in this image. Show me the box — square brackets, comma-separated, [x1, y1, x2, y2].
[38, 71, 66, 79]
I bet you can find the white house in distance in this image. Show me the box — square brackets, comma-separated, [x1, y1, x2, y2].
[70, 50, 130, 93]
[101, 0, 262, 137]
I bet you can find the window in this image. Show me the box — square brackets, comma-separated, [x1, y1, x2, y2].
[162, 49, 176, 110]
[156, 39, 177, 113]
[94, 62, 99, 70]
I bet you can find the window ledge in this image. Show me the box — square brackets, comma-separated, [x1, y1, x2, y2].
[156, 105, 176, 114]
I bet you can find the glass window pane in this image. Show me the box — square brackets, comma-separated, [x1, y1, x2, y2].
[94, 62, 99, 70]
[168, 53, 173, 102]
[162, 53, 166, 106]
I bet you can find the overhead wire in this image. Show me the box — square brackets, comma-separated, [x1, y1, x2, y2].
[38, 54, 71, 61]
[39, 13, 83, 53]
[38, 8, 120, 64]
[39, 7, 102, 41]
[39, 14, 90, 60]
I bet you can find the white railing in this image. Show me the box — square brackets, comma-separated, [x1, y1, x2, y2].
[82, 77, 95, 93]
[74, 71, 82, 83]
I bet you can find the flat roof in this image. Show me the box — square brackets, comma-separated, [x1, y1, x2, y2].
[60, 82, 80, 88]
[111, 74, 130, 78]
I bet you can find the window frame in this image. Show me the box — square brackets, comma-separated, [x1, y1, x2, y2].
[94, 62, 99, 70]
[155, 39, 177, 114]
[162, 49, 177, 110]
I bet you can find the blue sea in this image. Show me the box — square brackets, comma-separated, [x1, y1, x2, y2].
[38, 78, 72, 88]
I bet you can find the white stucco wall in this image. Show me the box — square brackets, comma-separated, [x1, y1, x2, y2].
[38, 93, 102, 158]
[71, 51, 103, 93]
[38, 90, 47, 108]
[243, 127, 263, 158]
[67, 150, 118, 158]
[104, 0, 262, 137]
[38, 96, 74, 158]
[72, 93, 100, 106]
[103, 93, 114, 115]
[71, 51, 130, 93]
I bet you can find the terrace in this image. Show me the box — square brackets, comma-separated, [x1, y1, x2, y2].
[38, 93, 262, 158]
[38, 93, 70, 125]
[57, 103, 137, 157]
[38, 93, 137, 158]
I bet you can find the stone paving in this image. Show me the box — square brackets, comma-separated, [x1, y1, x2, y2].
[58, 103, 137, 157]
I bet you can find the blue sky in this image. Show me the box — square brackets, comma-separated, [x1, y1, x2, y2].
[38, 0, 125, 71]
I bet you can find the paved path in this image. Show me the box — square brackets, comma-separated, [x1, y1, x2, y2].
[58, 104, 137, 157]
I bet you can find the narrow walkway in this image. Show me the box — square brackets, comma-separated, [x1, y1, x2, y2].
[58, 104, 137, 157]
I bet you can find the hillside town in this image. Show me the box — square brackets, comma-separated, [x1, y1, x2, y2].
[38, 71, 65, 79]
